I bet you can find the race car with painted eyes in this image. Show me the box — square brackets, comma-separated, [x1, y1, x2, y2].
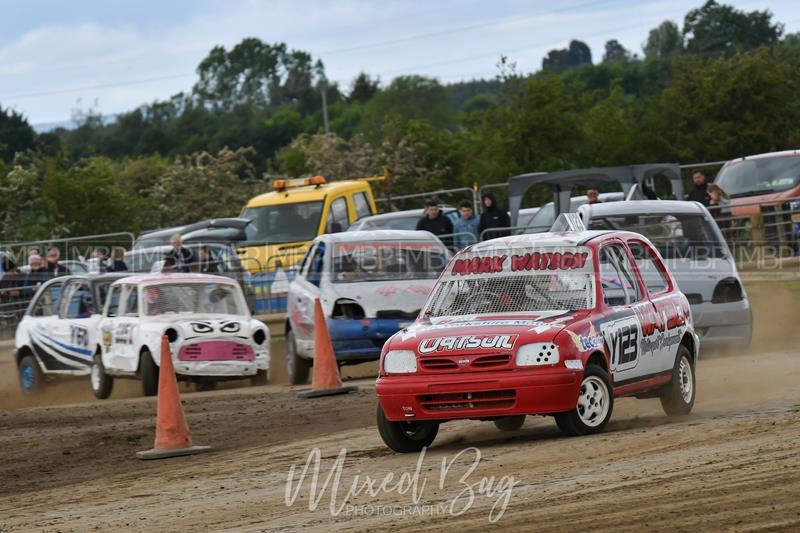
[375, 214, 699, 453]
[91, 273, 270, 398]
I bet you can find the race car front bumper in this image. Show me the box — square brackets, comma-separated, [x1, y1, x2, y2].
[327, 318, 411, 363]
[171, 352, 269, 377]
[377, 367, 581, 422]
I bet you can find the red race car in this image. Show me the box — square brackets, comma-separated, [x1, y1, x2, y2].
[376, 215, 699, 452]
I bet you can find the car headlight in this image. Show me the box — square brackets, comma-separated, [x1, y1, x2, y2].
[516, 343, 559, 366]
[383, 350, 417, 374]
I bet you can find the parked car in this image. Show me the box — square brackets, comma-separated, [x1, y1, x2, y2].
[516, 193, 625, 234]
[347, 208, 459, 232]
[92, 274, 270, 398]
[14, 273, 128, 394]
[579, 200, 752, 348]
[286, 230, 451, 384]
[125, 242, 255, 310]
[134, 218, 255, 250]
[375, 214, 698, 452]
[713, 150, 800, 244]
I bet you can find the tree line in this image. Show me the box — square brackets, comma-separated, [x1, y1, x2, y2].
[1, 0, 799, 241]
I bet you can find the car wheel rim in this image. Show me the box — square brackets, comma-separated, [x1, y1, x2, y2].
[91, 362, 101, 391]
[577, 375, 609, 427]
[20, 363, 34, 391]
[678, 356, 693, 403]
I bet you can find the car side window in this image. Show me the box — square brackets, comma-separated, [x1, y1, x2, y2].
[326, 197, 349, 233]
[629, 241, 670, 294]
[106, 285, 122, 317]
[124, 286, 139, 317]
[599, 244, 641, 306]
[31, 282, 63, 317]
[353, 192, 372, 220]
[307, 243, 326, 287]
[63, 282, 95, 319]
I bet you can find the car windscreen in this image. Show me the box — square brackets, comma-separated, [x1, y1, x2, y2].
[331, 241, 449, 283]
[143, 282, 246, 316]
[422, 247, 595, 317]
[716, 155, 800, 198]
[126, 245, 243, 274]
[589, 213, 727, 259]
[242, 201, 324, 244]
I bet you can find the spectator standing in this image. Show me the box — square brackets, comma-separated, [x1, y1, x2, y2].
[198, 246, 222, 273]
[163, 234, 195, 273]
[23, 254, 50, 298]
[0, 257, 23, 304]
[687, 170, 710, 206]
[453, 200, 479, 249]
[45, 247, 70, 276]
[416, 198, 454, 249]
[107, 247, 129, 272]
[478, 193, 510, 240]
[708, 184, 733, 231]
[586, 188, 602, 204]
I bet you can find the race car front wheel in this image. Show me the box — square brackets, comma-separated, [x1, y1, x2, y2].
[659, 345, 695, 416]
[140, 349, 159, 397]
[90, 352, 114, 400]
[376, 404, 439, 453]
[18, 354, 44, 395]
[555, 364, 614, 436]
[286, 329, 310, 385]
[494, 415, 526, 431]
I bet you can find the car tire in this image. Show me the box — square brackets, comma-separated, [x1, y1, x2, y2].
[555, 364, 614, 436]
[18, 354, 44, 395]
[376, 404, 439, 453]
[494, 415, 526, 431]
[140, 349, 159, 397]
[287, 329, 310, 385]
[195, 380, 217, 392]
[90, 351, 114, 400]
[659, 345, 695, 416]
[251, 369, 269, 386]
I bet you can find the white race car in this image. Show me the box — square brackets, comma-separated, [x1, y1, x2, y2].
[14, 273, 127, 394]
[286, 230, 451, 384]
[91, 273, 270, 398]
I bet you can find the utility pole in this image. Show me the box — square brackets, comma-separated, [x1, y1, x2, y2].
[321, 84, 330, 134]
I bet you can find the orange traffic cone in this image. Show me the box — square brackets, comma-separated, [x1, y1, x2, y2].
[297, 298, 358, 398]
[136, 336, 212, 460]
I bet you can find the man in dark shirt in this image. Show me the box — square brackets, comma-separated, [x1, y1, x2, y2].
[416, 198, 454, 249]
[45, 248, 70, 276]
[687, 170, 710, 206]
[478, 193, 511, 240]
[163, 234, 195, 273]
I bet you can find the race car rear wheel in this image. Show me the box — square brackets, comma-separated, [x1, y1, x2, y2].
[90, 352, 114, 400]
[555, 364, 613, 436]
[18, 354, 44, 395]
[377, 404, 439, 453]
[251, 369, 269, 386]
[140, 349, 159, 397]
[494, 415, 526, 431]
[659, 346, 695, 416]
[287, 329, 310, 385]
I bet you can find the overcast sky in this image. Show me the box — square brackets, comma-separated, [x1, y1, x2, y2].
[1, 0, 797, 126]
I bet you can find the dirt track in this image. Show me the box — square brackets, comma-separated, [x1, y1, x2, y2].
[1, 347, 798, 531]
[1, 280, 799, 531]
